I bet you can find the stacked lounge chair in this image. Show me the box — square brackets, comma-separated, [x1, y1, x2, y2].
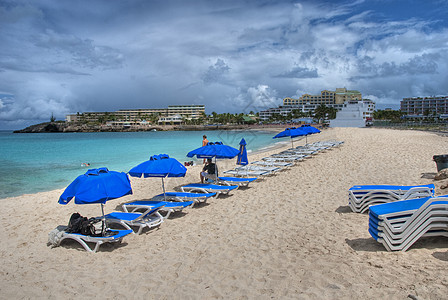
[368, 195, 448, 251]
[349, 184, 435, 213]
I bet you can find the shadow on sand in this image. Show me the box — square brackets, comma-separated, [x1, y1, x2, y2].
[345, 238, 385, 252]
[335, 206, 353, 214]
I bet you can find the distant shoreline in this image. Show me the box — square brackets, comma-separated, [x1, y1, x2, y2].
[13, 121, 295, 133]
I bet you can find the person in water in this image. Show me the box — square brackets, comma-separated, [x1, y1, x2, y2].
[202, 135, 209, 164]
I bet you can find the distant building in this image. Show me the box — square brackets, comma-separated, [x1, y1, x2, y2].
[65, 105, 205, 124]
[158, 114, 183, 125]
[400, 96, 448, 117]
[259, 88, 363, 121]
[283, 88, 362, 106]
[329, 99, 375, 128]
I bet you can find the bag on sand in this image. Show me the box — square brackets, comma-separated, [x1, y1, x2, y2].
[67, 213, 101, 236]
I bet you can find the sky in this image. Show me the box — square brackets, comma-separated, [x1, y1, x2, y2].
[1, 0, 447, 130]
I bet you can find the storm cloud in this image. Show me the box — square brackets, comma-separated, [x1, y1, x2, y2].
[1, 0, 447, 129]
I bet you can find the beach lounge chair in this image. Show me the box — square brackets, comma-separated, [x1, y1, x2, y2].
[49, 227, 133, 253]
[349, 184, 435, 213]
[181, 183, 238, 197]
[217, 176, 257, 187]
[122, 200, 194, 218]
[368, 195, 448, 251]
[104, 203, 165, 234]
[270, 153, 307, 161]
[262, 156, 300, 163]
[251, 160, 293, 168]
[151, 191, 216, 205]
[235, 165, 282, 173]
[314, 140, 344, 148]
[286, 147, 318, 155]
[223, 169, 270, 177]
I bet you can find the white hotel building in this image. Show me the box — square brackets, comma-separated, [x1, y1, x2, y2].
[258, 88, 374, 123]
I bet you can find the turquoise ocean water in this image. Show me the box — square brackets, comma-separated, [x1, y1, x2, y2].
[0, 130, 279, 199]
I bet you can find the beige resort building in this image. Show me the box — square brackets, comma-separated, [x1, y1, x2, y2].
[66, 105, 205, 126]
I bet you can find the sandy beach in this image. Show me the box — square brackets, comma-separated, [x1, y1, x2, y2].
[1, 127, 447, 299]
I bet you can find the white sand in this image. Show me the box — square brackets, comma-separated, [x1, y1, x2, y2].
[0, 127, 447, 299]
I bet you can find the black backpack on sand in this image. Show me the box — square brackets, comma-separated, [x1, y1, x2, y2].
[67, 212, 101, 236]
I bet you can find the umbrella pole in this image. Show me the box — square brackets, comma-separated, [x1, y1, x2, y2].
[162, 177, 167, 201]
[101, 203, 106, 236]
[214, 157, 218, 182]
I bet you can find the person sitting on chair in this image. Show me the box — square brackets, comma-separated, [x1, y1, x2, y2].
[200, 158, 217, 183]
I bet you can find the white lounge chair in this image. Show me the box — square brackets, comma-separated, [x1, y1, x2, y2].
[104, 203, 165, 234]
[223, 169, 270, 177]
[369, 196, 448, 251]
[235, 165, 282, 173]
[251, 160, 293, 168]
[181, 183, 238, 197]
[270, 153, 306, 161]
[262, 156, 300, 163]
[217, 176, 257, 187]
[49, 226, 133, 253]
[349, 184, 435, 213]
[151, 191, 216, 205]
[122, 200, 194, 218]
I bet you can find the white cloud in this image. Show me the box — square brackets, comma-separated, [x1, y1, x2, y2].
[0, 0, 448, 129]
[233, 85, 282, 113]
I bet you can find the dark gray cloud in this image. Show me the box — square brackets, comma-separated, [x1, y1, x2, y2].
[202, 59, 231, 84]
[0, 0, 448, 129]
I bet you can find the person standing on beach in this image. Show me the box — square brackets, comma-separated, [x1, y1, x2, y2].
[202, 135, 209, 164]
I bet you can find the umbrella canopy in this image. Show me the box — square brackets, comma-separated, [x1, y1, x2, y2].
[187, 141, 240, 159]
[273, 127, 308, 147]
[236, 138, 249, 166]
[59, 167, 133, 205]
[299, 124, 321, 134]
[128, 154, 186, 200]
[128, 154, 187, 178]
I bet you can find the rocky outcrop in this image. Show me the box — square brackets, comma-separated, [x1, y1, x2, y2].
[14, 122, 254, 133]
[13, 122, 166, 133]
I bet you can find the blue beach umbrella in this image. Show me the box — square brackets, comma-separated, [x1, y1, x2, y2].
[187, 141, 240, 159]
[128, 154, 187, 200]
[273, 127, 308, 148]
[237, 138, 248, 166]
[187, 142, 240, 179]
[299, 124, 321, 134]
[59, 167, 133, 233]
[59, 167, 132, 205]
